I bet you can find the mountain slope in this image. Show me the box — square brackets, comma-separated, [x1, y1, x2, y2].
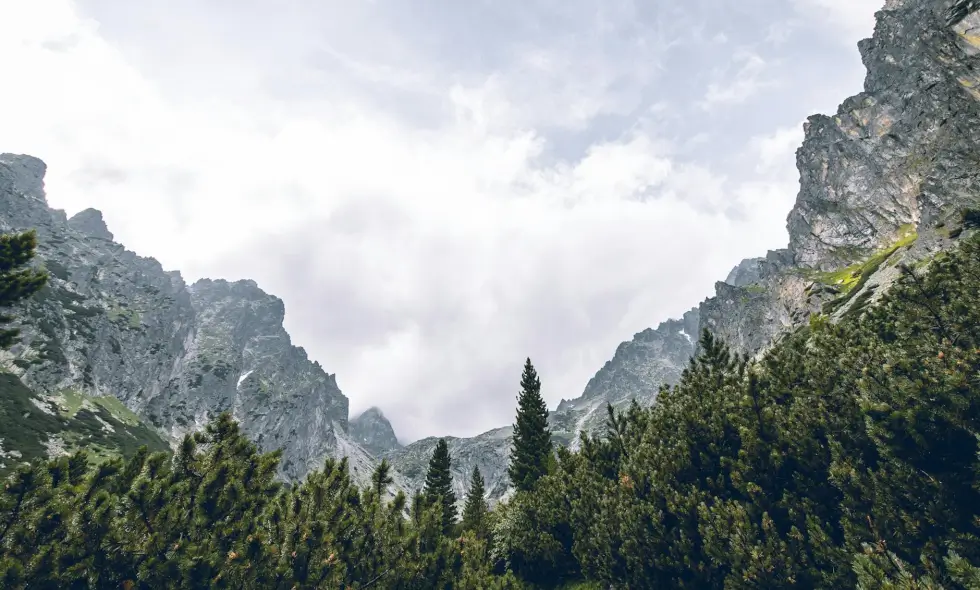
[0, 156, 373, 483]
[0, 372, 169, 477]
[386, 0, 980, 502]
[350, 407, 402, 455]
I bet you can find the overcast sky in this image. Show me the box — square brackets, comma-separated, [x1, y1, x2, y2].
[0, 0, 882, 442]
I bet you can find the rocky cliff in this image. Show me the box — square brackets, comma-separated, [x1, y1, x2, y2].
[0, 156, 373, 483]
[350, 407, 402, 455]
[385, 0, 980, 502]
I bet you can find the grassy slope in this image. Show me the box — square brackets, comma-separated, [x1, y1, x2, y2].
[0, 372, 169, 476]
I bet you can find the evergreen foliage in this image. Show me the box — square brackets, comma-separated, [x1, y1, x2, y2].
[0, 230, 48, 349]
[461, 467, 488, 539]
[422, 438, 457, 535]
[6, 231, 980, 588]
[508, 358, 552, 492]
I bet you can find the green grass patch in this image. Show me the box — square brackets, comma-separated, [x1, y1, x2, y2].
[808, 224, 917, 295]
[107, 304, 142, 329]
[0, 374, 169, 478]
[92, 394, 143, 426]
[55, 388, 88, 417]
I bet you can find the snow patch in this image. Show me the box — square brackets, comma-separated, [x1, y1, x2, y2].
[237, 370, 254, 389]
[679, 329, 693, 344]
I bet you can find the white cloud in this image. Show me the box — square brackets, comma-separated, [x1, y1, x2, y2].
[0, 0, 858, 442]
[792, 0, 882, 42]
[750, 124, 805, 173]
[700, 51, 776, 110]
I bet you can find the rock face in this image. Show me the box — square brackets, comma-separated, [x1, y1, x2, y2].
[350, 407, 402, 455]
[0, 155, 368, 483]
[383, 427, 513, 504]
[386, 0, 980, 502]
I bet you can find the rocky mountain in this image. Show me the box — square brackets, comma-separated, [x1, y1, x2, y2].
[0, 155, 376, 484]
[349, 407, 402, 455]
[1, 0, 976, 511]
[385, 0, 980, 502]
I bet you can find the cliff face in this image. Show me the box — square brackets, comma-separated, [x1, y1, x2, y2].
[0, 155, 363, 483]
[386, 0, 980, 502]
[350, 407, 402, 455]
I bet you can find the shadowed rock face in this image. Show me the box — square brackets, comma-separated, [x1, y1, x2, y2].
[68, 209, 114, 241]
[386, 0, 980, 503]
[0, 154, 361, 484]
[350, 407, 402, 455]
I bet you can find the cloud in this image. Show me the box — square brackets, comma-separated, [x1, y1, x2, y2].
[700, 51, 776, 110]
[791, 0, 883, 42]
[0, 0, 874, 442]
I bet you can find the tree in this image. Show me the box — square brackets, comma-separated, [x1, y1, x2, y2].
[0, 230, 48, 349]
[371, 458, 394, 499]
[508, 358, 552, 492]
[461, 467, 488, 538]
[423, 438, 457, 534]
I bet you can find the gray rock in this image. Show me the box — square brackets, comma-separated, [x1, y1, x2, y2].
[350, 407, 402, 455]
[0, 154, 374, 485]
[725, 258, 766, 287]
[67, 209, 114, 241]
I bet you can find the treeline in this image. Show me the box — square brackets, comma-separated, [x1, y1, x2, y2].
[2, 228, 980, 588]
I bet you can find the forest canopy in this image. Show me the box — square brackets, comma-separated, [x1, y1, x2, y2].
[3, 231, 980, 588]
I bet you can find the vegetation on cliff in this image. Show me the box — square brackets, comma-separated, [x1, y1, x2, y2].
[3, 228, 980, 588]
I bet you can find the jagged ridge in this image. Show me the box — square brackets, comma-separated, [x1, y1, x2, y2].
[0, 157, 374, 485]
[385, 0, 980, 502]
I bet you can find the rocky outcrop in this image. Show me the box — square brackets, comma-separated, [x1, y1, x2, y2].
[350, 407, 402, 455]
[386, 0, 980, 503]
[0, 154, 366, 483]
[67, 208, 114, 241]
[383, 426, 513, 504]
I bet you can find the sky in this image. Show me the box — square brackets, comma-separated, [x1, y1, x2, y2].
[0, 0, 883, 443]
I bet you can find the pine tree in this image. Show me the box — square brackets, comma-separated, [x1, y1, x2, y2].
[508, 357, 552, 492]
[0, 230, 48, 349]
[371, 458, 394, 499]
[423, 438, 457, 534]
[461, 466, 488, 538]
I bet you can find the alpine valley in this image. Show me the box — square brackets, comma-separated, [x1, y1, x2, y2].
[1, 0, 979, 509]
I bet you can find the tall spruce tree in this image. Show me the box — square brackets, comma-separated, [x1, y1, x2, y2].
[461, 466, 488, 538]
[508, 357, 552, 492]
[0, 230, 48, 349]
[371, 458, 394, 499]
[423, 438, 457, 534]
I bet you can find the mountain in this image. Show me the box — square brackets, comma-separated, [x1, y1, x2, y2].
[349, 407, 402, 455]
[1, 0, 977, 509]
[385, 0, 980, 502]
[0, 156, 377, 484]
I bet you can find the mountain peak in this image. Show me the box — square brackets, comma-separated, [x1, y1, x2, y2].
[350, 406, 401, 455]
[68, 208, 114, 241]
[0, 154, 46, 201]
